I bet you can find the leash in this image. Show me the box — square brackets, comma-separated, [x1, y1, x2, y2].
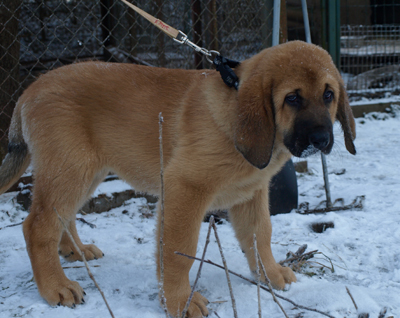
[120, 0, 240, 90]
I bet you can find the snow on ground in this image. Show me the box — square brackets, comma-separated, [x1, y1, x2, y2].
[1, 106, 400, 318]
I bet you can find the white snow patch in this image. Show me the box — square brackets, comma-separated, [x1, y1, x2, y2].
[0, 110, 399, 317]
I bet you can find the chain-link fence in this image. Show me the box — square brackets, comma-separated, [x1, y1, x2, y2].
[1, 0, 277, 158]
[340, 1, 400, 94]
[1, 0, 400, 159]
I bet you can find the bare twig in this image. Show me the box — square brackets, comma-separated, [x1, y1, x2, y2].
[253, 234, 262, 318]
[256, 253, 288, 318]
[0, 221, 23, 230]
[211, 222, 238, 318]
[63, 265, 101, 269]
[295, 244, 308, 256]
[0, 292, 17, 299]
[181, 216, 215, 318]
[346, 286, 358, 310]
[76, 217, 96, 228]
[53, 208, 115, 318]
[214, 311, 222, 318]
[279, 250, 318, 265]
[175, 252, 335, 318]
[378, 307, 387, 318]
[296, 195, 365, 214]
[158, 112, 168, 317]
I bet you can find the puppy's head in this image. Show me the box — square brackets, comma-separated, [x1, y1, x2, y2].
[234, 41, 356, 169]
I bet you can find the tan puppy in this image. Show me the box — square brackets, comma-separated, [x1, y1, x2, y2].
[0, 41, 355, 317]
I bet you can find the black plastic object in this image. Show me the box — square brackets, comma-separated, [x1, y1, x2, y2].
[269, 159, 298, 215]
[213, 55, 240, 90]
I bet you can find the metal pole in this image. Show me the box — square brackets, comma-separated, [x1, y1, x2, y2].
[301, 0, 311, 43]
[301, 0, 333, 208]
[272, 0, 281, 46]
[320, 152, 332, 207]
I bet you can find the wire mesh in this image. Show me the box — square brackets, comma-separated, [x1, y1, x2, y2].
[341, 24, 400, 93]
[340, 1, 400, 94]
[1, 0, 400, 150]
[0, 0, 273, 148]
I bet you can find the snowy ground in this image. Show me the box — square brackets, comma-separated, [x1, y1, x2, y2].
[1, 105, 400, 318]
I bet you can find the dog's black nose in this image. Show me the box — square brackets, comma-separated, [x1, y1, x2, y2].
[309, 131, 330, 150]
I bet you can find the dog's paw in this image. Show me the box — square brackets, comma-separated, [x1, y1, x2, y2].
[164, 291, 209, 318]
[263, 264, 297, 290]
[40, 279, 85, 307]
[59, 243, 104, 262]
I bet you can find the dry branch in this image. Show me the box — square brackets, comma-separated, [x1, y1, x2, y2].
[63, 265, 101, 269]
[76, 217, 96, 228]
[0, 221, 23, 230]
[53, 207, 115, 318]
[175, 252, 335, 318]
[296, 195, 365, 214]
[211, 221, 238, 318]
[253, 234, 262, 318]
[257, 253, 289, 318]
[181, 216, 215, 318]
[254, 239, 288, 318]
[346, 286, 358, 310]
[279, 245, 335, 275]
[378, 307, 387, 318]
[158, 112, 168, 317]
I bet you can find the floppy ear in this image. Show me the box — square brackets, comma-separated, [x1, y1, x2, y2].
[336, 83, 356, 155]
[234, 74, 275, 169]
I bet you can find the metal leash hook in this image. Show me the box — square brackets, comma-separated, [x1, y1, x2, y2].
[120, 0, 240, 90]
[173, 30, 220, 64]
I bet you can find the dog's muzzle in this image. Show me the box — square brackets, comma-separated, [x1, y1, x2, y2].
[308, 131, 330, 151]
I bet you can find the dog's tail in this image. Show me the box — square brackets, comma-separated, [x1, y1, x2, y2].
[0, 104, 31, 194]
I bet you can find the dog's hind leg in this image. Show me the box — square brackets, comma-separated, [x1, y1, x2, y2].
[22, 157, 103, 307]
[58, 170, 108, 262]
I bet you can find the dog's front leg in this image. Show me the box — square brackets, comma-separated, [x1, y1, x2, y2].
[229, 187, 297, 289]
[156, 175, 212, 318]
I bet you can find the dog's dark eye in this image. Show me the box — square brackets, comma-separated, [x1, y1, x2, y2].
[324, 90, 334, 102]
[285, 94, 300, 106]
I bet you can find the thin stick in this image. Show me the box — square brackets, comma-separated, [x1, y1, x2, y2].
[378, 307, 387, 318]
[279, 250, 318, 265]
[0, 221, 23, 230]
[76, 217, 96, 228]
[53, 208, 115, 318]
[253, 235, 262, 318]
[257, 254, 289, 318]
[211, 222, 238, 318]
[158, 112, 168, 316]
[63, 265, 101, 269]
[214, 311, 222, 318]
[175, 252, 335, 318]
[181, 216, 215, 318]
[345, 286, 358, 310]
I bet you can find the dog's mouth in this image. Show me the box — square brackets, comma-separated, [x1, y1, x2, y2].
[299, 144, 320, 158]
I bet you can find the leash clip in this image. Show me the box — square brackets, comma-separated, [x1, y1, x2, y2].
[174, 31, 219, 63]
[213, 55, 240, 90]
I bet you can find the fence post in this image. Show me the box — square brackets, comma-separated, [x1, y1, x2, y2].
[261, 0, 273, 48]
[0, 0, 22, 161]
[279, 0, 287, 43]
[327, 0, 340, 68]
[272, 0, 281, 46]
